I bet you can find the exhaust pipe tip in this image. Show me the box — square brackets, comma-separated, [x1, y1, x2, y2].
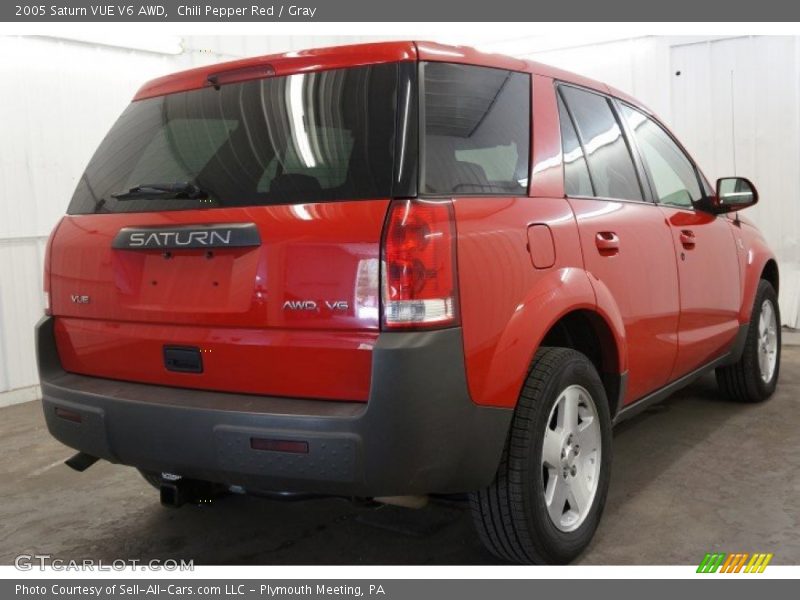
[64, 452, 99, 472]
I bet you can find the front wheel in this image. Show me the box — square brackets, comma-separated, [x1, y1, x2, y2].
[716, 280, 781, 403]
[470, 347, 612, 564]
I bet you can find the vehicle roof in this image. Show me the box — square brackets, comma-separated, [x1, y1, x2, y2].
[133, 40, 653, 115]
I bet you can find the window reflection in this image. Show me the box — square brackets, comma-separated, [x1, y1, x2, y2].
[68, 64, 402, 214]
[422, 63, 530, 196]
[620, 104, 701, 208]
[557, 95, 593, 197]
[560, 86, 643, 202]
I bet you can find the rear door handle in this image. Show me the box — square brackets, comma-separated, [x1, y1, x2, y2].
[595, 231, 620, 254]
[680, 229, 696, 248]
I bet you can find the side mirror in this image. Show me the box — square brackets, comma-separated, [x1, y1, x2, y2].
[696, 177, 759, 214]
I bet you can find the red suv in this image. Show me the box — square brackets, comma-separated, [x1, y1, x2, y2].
[37, 41, 781, 564]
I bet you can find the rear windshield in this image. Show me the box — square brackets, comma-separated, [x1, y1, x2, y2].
[68, 63, 405, 214]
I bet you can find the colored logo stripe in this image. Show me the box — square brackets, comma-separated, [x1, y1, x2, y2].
[697, 552, 773, 573]
[745, 553, 773, 573]
[721, 553, 748, 573]
[697, 553, 726, 573]
[720, 554, 736, 572]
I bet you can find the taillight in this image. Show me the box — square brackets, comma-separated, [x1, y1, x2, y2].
[381, 199, 459, 330]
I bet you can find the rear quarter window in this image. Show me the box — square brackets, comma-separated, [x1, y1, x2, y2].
[421, 62, 530, 196]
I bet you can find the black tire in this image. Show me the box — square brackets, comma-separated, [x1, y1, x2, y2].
[470, 347, 612, 564]
[716, 280, 781, 403]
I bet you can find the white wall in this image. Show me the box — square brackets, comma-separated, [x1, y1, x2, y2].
[669, 37, 800, 329]
[1, 34, 798, 404]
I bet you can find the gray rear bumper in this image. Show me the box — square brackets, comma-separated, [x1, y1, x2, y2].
[36, 317, 512, 497]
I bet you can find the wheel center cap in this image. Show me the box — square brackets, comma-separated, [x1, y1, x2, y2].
[562, 439, 578, 468]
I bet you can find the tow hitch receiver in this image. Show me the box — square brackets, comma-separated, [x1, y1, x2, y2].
[159, 477, 221, 508]
[64, 452, 99, 472]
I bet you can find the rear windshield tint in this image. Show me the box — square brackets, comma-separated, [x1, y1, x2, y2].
[68, 63, 403, 214]
[421, 62, 530, 196]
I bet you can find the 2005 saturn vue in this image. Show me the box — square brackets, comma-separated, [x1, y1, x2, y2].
[37, 41, 781, 564]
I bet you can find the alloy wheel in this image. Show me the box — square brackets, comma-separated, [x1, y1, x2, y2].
[541, 385, 602, 532]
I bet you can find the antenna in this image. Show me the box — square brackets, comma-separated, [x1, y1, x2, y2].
[730, 70, 740, 227]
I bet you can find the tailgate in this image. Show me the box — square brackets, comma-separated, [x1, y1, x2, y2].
[49, 201, 386, 401]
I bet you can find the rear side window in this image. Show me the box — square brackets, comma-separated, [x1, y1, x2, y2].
[619, 105, 702, 208]
[559, 86, 643, 202]
[557, 95, 593, 197]
[421, 62, 530, 196]
[67, 63, 404, 214]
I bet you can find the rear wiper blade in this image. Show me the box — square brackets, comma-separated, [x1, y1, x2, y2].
[111, 182, 209, 201]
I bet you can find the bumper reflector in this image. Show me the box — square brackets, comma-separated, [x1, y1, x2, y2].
[250, 438, 309, 454]
[55, 407, 82, 423]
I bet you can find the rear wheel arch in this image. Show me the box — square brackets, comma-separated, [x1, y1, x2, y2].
[469, 268, 626, 410]
[539, 309, 623, 419]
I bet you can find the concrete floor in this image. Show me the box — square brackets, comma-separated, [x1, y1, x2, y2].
[2, 346, 799, 566]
